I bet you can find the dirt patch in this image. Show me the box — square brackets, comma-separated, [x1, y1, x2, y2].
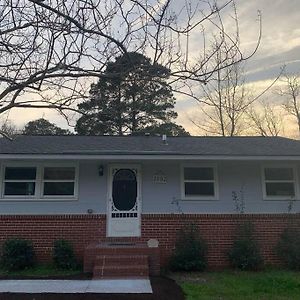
[0, 277, 185, 300]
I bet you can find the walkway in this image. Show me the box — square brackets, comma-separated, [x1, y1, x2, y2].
[0, 279, 152, 294]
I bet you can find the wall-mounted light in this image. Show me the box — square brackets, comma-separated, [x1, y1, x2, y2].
[98, 165, 104, 176]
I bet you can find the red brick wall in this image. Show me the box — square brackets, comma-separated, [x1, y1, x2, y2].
[0, 215, 105, 263]
[142, 214, 300, 268]
[0, 214, 298, 269]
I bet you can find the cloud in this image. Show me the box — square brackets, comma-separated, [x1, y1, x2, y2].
[237, 0, 300, 78]
[186, 0, 300, 84]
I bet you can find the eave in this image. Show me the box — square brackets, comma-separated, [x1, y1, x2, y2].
[0, 154, 300, 161]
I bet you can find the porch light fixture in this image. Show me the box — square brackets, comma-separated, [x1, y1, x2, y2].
[98, 165, 104, 176]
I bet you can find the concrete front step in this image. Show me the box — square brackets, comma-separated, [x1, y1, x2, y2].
[95, 254, 148, 266]
[93, 263, 149, 278]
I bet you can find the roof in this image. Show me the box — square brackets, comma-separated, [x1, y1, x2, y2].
[0, 135, 299, 158]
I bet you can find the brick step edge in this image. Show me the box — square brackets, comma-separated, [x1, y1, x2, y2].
[93, 265, 149, 271]
[94, 265, 148, 275]
[93, 273, 149, 278]
[95, 255, 148, 264]
[93, 268, 149, 277]
[90, 249, 150, 255]
[93, 275, 149, 279]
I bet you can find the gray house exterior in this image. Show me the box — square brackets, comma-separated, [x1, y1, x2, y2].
[0, 135, 299, 271]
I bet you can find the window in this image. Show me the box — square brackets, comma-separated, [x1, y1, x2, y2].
[182, 166, 217, 199]
[42, 167, 76, 196]
[112, 169, 137, 211]
[1, 164, 78, 200]
[263, 167, 297, 199]
[3, 167, 37, 196]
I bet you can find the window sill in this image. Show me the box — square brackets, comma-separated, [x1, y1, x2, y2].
[263, 197, 298, 201]
[181, 197, 219, 201]
[0, 197, 78, 202]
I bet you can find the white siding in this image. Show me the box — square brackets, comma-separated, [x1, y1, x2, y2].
[0, 159, 299, 214]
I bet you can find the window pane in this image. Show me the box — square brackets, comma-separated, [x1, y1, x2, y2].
[114, 169, 136, 181]
[4, 182, 35, 196]
[112, 169, 137, 210]
[43, 182, 75, 196]
[266, 182, 295, 197]
[265, 168, 294, 180]
[5, 167, 36, 180]
[185, 182, 214, 196]
[184, 167, 214, 180]
[44, 167, 75, 180]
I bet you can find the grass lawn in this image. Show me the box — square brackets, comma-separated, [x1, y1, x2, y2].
[0, 264, 82, 278]
[171, 270, 300, 300]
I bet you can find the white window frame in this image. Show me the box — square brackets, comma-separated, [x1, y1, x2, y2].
[261, 165, 299, 200]
[1, 163, 39, 200]
[181, 164, 219, 200]
[0, 162, 79, 201]
[41, 164, 79, 200]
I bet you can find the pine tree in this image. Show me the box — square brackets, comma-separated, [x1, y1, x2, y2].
[75, 52, 178, 135]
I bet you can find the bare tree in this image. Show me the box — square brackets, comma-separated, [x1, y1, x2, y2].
[277, 73, 300, 135]
[0, 120, 20, 139]
[0, 0, 261, 132]
[191, 48, 254, 136]
[190, 36, 282, 137]
[247, 100, 283, 136]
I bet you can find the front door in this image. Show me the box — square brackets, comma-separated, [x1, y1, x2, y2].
[107, 165, 141, 237]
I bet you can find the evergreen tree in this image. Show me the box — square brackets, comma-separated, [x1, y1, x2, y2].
[23, 118, 71, 135]
[133, 122, 190, 136]
[75, 52, 177, 135]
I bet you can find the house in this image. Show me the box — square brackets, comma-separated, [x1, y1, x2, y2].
[0, 135, 299, 276]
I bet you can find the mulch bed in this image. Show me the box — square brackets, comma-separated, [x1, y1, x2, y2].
[0, 277, 185, 300]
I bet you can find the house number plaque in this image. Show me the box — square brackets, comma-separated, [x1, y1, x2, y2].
[153, 172, 167, 184]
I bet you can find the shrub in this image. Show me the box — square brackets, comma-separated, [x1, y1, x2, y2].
[276, 226, 300, 270]
[1, 238, 35, 271]
[228, 221, 263, 270]
[169, 224, 207, 272]
[53, 240, 77, 269]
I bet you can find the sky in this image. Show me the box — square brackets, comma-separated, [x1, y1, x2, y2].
[4, 0, 300, 136]
[176, 0, 300, 136]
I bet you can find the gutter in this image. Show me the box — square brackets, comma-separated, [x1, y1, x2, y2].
[0, 154, 300, 161]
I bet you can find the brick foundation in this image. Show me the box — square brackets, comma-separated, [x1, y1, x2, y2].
[142, 214, 300, 268]
[0, 215, 105, 263]
[0, 213, 298, 269]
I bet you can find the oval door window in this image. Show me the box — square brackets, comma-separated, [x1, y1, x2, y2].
[112, 169, 137, 211]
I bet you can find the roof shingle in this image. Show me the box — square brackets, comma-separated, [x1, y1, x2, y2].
[0, 135, 299, 156]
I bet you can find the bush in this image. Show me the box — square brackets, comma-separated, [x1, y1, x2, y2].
[169, 224, 207, 272]
[1, 238, 35, 271]
[276, 226, 300, 270]
[228, 221, 263, 271]
[53, 240, 77, 270]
